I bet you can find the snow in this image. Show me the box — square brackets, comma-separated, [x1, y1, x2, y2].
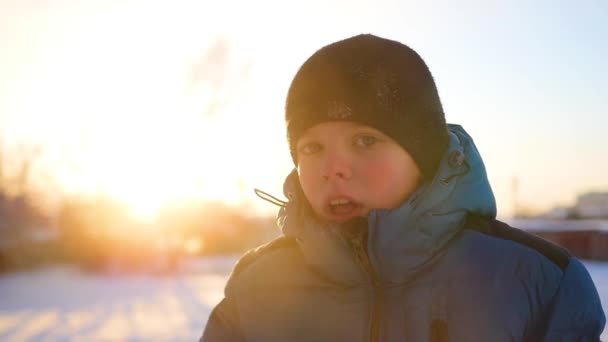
[0, 256, 235, 342]
[0, 257, 606, 341]
[505, 218, 608, 232]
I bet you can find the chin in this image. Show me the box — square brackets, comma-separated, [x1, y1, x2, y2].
[326, 213, 368, 224]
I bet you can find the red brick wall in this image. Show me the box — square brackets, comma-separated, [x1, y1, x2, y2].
[533, 230, 608, 261]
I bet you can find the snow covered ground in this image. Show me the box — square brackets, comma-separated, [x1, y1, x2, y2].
[0, 257, 606, 341]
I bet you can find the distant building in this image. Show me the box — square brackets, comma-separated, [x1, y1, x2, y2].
[575, 192, 608, 219]
[521, 191, 608, 261]
[538, 191, 608, 220]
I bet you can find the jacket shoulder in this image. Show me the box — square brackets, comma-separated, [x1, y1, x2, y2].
[464, 214, 571, 271]
[231, 236, 299, 278]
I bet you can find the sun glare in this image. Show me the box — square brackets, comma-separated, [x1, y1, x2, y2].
[62, 96, 284, 222]
[4, 1, 299, 222]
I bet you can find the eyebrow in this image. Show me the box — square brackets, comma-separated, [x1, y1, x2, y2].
[296, 136, 319, 147]
[351, 127, 382, 135]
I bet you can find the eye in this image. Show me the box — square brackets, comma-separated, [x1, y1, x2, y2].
[354, 134, 378, 148]
[299, 142, 322, 155]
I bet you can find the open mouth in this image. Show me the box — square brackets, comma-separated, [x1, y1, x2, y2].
[328, 198, 361, 217]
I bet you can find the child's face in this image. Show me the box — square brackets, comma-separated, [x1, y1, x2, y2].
[296, 121, 421, 223]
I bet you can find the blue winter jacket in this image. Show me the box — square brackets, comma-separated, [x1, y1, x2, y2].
[201, 125, 605, 341]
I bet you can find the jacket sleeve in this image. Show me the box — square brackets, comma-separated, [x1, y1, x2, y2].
[541, 257, 605, 341]
[200, 293, 245, 342]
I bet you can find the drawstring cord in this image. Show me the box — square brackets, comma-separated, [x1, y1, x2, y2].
[254, 188, 288, 208]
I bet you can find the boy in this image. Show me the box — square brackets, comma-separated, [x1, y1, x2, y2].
[201, 34, 605, 341]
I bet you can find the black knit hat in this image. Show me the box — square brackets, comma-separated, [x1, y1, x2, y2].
[285, 34, 449, 179]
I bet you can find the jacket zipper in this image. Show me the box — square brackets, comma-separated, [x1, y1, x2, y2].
[351, 236, 382, 342]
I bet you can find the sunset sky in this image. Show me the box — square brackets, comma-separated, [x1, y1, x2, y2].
[0, 0, 606, 220]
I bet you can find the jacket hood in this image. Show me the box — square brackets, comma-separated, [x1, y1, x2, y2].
[277, 124, 496, 285]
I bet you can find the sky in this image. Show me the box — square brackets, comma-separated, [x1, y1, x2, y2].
[0, 0, 606, 219]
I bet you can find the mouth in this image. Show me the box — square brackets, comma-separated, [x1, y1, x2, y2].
[325, 198, 364, 222]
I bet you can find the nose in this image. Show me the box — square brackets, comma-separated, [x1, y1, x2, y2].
[320, 151, 352, 181]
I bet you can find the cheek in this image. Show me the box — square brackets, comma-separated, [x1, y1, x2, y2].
[361, 159, 400, 188]
[360, 157, 418, 206]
